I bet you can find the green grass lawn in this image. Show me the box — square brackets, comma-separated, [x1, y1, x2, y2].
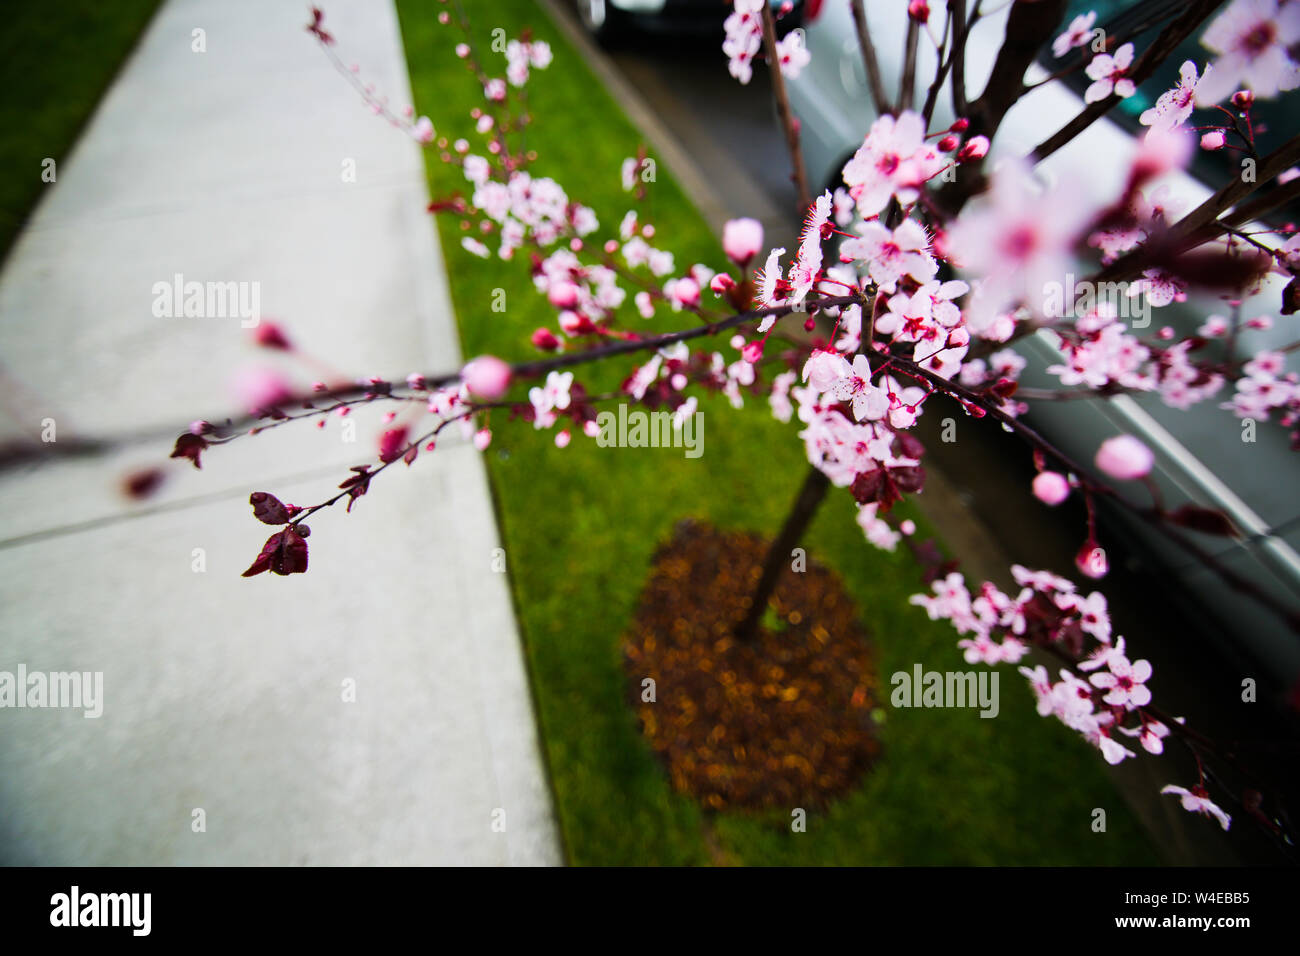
[0, 0, 163, 264]
[395, 0, 1160, 865]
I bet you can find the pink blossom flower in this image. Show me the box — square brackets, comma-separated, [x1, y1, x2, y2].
[841, 111, 946, 217]
[1085, 43, 1137, 102]
[1140, 61, 1206, 131]
[802, 349, 852, 392]
[1020, 665, 1058, 716]
[1089, 651, 1153, 708]
[1033, 471, 1071, 505]
[723, 0, 764, 84]
[1161, 784, 1231, 830]
[857, 502, 901, 551]
[948, 158, 1095, 331]
[775, 30, 811, 79]
[411, 116, 434, 143]
[1095, 434, 1154, 479]
[461, 355, 512, 399]
[528, 370, 573, 429]
[830, 354, 890, 421]
[673, 396, 698, 430]
[841, 218, 937, 293]
[723, 217, 764, 267]
[233, 366, 293, 413]
[1129, 267, 1187, 307]
[669, 276, 701, 309]
[754, 247, 786, 310]
[1053, 11, 1097, 58]
[1195, 0, 1300, 104]
[1120, 718, 1170, 754]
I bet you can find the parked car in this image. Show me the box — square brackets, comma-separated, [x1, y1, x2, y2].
[785, 0, 1300, 697]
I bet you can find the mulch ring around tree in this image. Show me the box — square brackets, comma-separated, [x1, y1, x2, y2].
[623, 519, 882, 812]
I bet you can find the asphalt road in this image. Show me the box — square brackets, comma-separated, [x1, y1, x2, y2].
[552, 0, 1297, 864]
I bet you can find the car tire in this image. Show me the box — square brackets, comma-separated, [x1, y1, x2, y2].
[576, 0, 629, 47]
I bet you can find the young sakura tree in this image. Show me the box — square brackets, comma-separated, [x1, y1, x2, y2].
[167, 1, 1300, 852]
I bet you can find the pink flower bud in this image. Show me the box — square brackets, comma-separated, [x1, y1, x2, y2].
[937, 135, 959, 153]
[742, 340, 765, 364]
[723, 218, 764, 267]
[233, 366, 293, 413]
[1076, 541, 1109, 579]
[583, 419, 600, 438]
[461, 355, 512, 399]
[604, 239, 619, 254]
[957, 136, 989, 163]
[558, 310, 596, 336]
[1231, 90, 1254, 110]
[411, 117, 434, 144]
[531, 327, 560, 351]
[900, 519, 916, 535]
[949, 118, 969, 133]
[710, 273, 736, 294]
[908, 0, 930, 21]
[1032, 471, 1070, 506]
[473, 428, 492, 451]
[1095, 434, 1154, 480]
[378, 426, 409, 463]
[253, 321, 293, 351]
[1200, 130, 1226, 151]
[555, 429, 571, 448]
[672, 277, 701, 308]
[547, 281, 580, 309]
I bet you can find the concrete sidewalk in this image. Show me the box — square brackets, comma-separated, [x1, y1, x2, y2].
[0, 0, 561, 865]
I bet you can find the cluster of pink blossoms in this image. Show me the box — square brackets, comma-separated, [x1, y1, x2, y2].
[912, 566, 1200, 792]
[504, 37, 552, 87]
[284, 6, 1300, 837]
[722, 1, 810, 85]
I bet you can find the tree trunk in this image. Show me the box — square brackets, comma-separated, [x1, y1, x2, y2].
[734, 465, 831, 642]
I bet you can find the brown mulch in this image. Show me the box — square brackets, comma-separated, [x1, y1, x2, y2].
[623, 520, 881, 812]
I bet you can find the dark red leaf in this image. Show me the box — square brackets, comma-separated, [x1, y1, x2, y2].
[249, 491, 290, 525]
[894, 431, 926, 460]
[123, 468, 165, 499]
[169, 433, 208, 469]
[242, 528, 309, 578]
[892, 465, 926, 494]
[850, 469, 884, 506]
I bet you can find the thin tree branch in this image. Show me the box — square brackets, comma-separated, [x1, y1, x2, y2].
[762, 3, 811, 209]
[849, 0, 890, 116]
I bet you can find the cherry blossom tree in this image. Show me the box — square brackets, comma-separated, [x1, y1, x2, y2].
[158, 1, 1300, 853]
